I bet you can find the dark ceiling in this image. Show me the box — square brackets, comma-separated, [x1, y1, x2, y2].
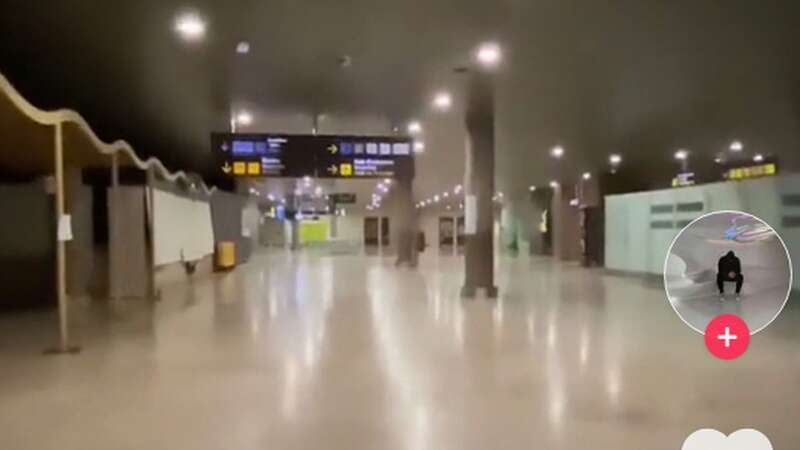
[1, 0, 799, 192]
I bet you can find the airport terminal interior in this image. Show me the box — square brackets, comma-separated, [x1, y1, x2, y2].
[1, 2, 800, 449]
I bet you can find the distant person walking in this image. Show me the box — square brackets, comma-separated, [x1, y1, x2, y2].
[717, 250, 744, 300]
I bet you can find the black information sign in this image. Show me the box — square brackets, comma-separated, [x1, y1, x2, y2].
[330, 193, 357, 204]
[211, 133, 415, 179]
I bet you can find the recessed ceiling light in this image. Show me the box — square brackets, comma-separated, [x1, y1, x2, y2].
[433, 92, 452, 111]
[236, 111, 252, 126]
[174, 12, 206, 41]
[475, 42, 502, 68]
[236, 41, 250, 54]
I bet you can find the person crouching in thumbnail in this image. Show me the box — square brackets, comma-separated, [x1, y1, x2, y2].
[717, 250, 743, 301]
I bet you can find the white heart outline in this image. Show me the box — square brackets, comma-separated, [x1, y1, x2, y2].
[682, 428, 773, 450]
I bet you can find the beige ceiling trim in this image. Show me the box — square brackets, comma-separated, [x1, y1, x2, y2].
[0, 71, 215, 194]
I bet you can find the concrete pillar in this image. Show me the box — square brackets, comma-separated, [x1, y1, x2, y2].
[361, 216, 367, 255]
[377, 216, 384, 253]
[394, 176, 418, 267]
[329, 204, 339, 239]
[461, 72, 498, 298]
[551, 184, 581, 261]
[287, 193, 300, 251]
[452, 214, 459, 256]
[290, 220, 300, 251]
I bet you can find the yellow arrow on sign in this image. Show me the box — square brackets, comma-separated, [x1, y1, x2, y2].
[221, 162, 232, 174]
[327, 165, 338, 175]
[327, 144, 338, 154]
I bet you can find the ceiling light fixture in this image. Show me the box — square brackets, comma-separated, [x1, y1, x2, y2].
[433, 92, 452, 111]
[476, 42, 502, 68]
[174, 12, 206, 41]
[236, 111, 253, 126]
[407, 121, 422, 134]
[236, 41, 250, 54]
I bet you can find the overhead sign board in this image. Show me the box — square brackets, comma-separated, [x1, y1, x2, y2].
[330, 193, 357, 204]
[211, 133, 415, 179]
[724, 162, 778, 181]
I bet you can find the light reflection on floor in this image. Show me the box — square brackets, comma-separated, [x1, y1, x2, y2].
[0, 250, 798, 450]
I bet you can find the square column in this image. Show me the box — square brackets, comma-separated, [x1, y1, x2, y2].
[461, 72, 498, 298]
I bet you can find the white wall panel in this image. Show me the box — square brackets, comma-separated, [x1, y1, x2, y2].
[605, 174, 800, 290]
[152, 189, 214, 266]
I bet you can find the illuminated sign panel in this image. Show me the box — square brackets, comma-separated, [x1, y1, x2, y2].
[671, 172, 696, 188]
[725, 163, 777, 181]
[211, 133, 414, 179]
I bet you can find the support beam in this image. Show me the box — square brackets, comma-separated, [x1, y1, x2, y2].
[145, 167, 158, 300]
[109, 153, 120, 301]
[461, 72, 498, 299]
[47, 122, 79, 354]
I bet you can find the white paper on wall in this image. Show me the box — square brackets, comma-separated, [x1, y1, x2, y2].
[464, 195, 477, 235]
[57, 214, 73, 241]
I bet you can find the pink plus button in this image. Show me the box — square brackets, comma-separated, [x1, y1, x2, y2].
[704, 314, 750, 360]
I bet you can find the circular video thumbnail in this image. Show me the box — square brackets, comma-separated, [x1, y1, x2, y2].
[664, 210, 792, 334]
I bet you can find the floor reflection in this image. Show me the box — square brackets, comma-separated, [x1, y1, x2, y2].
[0, 251, 798, 450]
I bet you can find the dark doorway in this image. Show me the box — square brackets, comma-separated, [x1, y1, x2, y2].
[364, 217, 378, 246]
[439, 217, 454, 247]
[364, 217, 390, 246]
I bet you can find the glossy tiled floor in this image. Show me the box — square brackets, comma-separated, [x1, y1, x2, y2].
[1, 251, 798, 450]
